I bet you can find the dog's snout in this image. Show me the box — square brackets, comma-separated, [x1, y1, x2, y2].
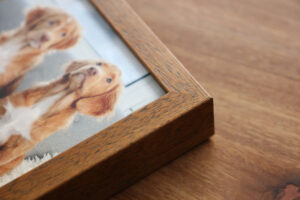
[87, 67, 97, 76]
[40, 34, 49, 43]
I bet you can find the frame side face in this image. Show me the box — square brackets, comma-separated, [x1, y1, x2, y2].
[0, 0, 214, 199]
[40, 98, 214, 199]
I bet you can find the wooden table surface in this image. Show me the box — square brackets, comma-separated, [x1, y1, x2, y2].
[113, 0, 300, 199]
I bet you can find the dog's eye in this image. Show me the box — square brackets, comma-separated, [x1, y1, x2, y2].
[49, 21, 56, 25]
[61, 32, 67, 37]
[106, 78, 112, 83]
[96, 62, 102, 66]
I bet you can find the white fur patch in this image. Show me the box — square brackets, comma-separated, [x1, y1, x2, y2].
[0, 153, 57, 187]
[0, 37, 22, 74]
[0, 93, 63, 145]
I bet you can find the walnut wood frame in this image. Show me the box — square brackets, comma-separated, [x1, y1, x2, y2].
[0, 0, 214, 199]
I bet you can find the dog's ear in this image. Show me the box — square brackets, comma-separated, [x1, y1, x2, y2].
[52, 32, 80, 50]
[75, 85, 121, 117]
[26, 7, 46, 25]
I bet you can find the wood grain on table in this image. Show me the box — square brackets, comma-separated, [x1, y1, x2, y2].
[112, 0, 300, 199]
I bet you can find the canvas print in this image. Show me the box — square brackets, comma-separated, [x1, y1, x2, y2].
[0, 0, 165, 185]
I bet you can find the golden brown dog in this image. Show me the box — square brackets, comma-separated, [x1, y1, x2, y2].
[0, 6, 81, 98]
[0, 60, 122, 176]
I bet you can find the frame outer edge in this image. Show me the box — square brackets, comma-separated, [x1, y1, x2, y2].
[39, 97, 214, 199]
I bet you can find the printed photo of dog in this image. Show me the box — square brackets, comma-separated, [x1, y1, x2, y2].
[0, 60, 123, 175]
[0, 6, 81, 98]
[0, 4, 125, 178]
[0, 0, 164, 186]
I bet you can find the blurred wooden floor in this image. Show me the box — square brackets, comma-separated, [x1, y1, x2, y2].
[113, 0, 300, 199]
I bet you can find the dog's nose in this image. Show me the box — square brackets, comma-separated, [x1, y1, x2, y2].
[40, 34, 49, 43]
[87, 67, 97, 76]
[63, 73, 70, 82]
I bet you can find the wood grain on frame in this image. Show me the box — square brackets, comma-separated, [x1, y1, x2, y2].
[0, 0, 214, 199]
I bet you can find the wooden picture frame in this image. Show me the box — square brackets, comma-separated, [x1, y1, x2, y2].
[0, 0, 214, 199]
